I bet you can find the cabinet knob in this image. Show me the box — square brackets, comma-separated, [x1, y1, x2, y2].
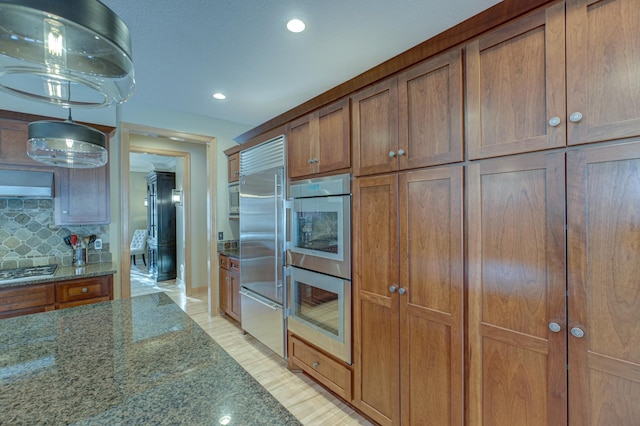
[548, 117, 561, 127]
[62, 211, 68, 214]
[312, 362, 319, 368]
[307, 159, 314, 164]
[569, 112, 583, 123]
[81, 287, 88, 293]
[398, 287, 407, 295]
[388, 151, 396, 157]
[397, 149, 405, 156]
[389, 285, 397, 293]
[548, 322, 561, 333]
[570, 327, 585, 338]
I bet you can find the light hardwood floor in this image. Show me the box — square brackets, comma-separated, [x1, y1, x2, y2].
[130, 270, 374, 425]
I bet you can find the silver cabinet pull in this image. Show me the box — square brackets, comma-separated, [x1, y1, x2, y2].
[398, 287, 407, 295]
[307, 159, 313, 164]
[388, 151, 396, 157]
[239, 291, 279, 311]
[570, 327, 585, 338]
[389, 285, 397, 293]
[569, 112, 583, 123]
[397, 149, 405, 156]
[312, 157, 319, 163]
[548, 117, 561, 127]
[312, 362, 319, 368]
[548, 322, 561, 333]
[81, 287, 88, 293]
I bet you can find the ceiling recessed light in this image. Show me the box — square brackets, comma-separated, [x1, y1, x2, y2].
[212, 93, 226, 100]
[286, 18, 305, 33]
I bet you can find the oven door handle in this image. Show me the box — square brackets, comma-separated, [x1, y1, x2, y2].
[239, 290, 279, 311]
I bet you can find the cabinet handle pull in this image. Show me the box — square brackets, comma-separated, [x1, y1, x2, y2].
[389, 285, 397, 293]
[81, 287, 88, 293]
[312, 157, 319, 163]
[307, 159, 314, 164]
[398, 287, 407, 295]
[312, 362, 319, 368]
[397, 149, 405, 156]
[548, 117, 561, 127]
[388, 151, 396, 157]
[569, 112, 583, 123]
[570, 327, 585, 338]
[548, 322, 561, 333]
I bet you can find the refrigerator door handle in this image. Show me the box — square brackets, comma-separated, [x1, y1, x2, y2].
[274, 173, 283, 291]
[239, 290, 279, 311]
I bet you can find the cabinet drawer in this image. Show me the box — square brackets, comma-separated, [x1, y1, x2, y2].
[219, 254, 229, 269]
[0, 284, 55, 314]
[57, 277, 110, 303]
[288, 334, 352, 400]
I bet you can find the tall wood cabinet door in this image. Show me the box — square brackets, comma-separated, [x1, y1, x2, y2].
[466, 2, 566, 160]
[351, 77, 399, 177]
[467, 153, 567, 426]
[219, 268, 229, 313]
[55, 166, 110, 225]
[398, 166, 464, 425]
[287, 113, 315, 178]
[566, 0, 640, 146]
[567, 141, 640, 425]
[398, 49, 463, 170]
[316, 97, 350, 175]
[353, 175, 400, 426]
[227, 152, 240, 182]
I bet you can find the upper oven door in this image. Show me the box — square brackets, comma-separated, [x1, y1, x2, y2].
[288, 194, 351, 279]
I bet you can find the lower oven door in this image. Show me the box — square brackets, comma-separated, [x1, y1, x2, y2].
[287, 267, 351, 364]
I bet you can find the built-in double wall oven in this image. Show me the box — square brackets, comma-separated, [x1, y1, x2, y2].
[287, 173, 352, 364]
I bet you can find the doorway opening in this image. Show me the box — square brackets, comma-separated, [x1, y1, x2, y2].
[119, 123, 217, 313]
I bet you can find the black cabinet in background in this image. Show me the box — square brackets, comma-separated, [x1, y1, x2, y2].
[145, 171, 176, 282]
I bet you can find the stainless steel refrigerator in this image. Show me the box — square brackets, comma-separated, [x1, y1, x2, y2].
[239, 136, 286, 358]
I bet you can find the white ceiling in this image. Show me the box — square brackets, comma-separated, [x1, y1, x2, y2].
[130, 152, 176, 173]
[100, 0, 501, 128]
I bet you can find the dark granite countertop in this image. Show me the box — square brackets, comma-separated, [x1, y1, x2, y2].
[0, 262, 117, 289]
[0, 293, 300, 425]
[219, 248, 240, 259]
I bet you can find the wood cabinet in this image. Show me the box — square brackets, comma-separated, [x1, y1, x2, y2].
[228, 152, 240, 182]
[0, 119, 43, 167]
[0, 274, 113, 319]
[146, 171, 177, 282]
[288, 333, 352, 401]
[219, 254, 240, 322]
[351, 48, 463, 177]
[467, 152, 567, 425]
[565, 0, 640, 145]
[352, 165, 464, 425]
[567, 141, 640, 425]
[287, 97, 350, 178]
[55, 164, 110, 225]
[467, 0, 640, 159]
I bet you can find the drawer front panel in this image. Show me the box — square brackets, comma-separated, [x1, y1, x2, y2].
[0, 285, 55, 313]
[57, 278, 109, 303]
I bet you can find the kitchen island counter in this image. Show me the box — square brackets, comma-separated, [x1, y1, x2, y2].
[0, 293, 300, 425]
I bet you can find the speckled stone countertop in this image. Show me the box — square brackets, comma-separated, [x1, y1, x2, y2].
[219, 248, 240, 258]
[0, 262, 117, 289]
[0, 293, 300, 425]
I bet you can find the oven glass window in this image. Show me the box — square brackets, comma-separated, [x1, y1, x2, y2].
[295, 211, 338, 254]
[295, 281, 339, 336]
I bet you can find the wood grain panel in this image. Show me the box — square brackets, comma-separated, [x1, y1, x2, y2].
[317, 97, 350, 175]
[351, 77, 399, 176]
[466, 3, 566, 159]
[398, 48, 463, 169]
[567, 141, 640, 425]
[286, 114, 314, 178]
[468, 152, 566, 426]
[353, 175, 399, 426]
[567, 0, 640, 145]
[399, 166, 464, 425]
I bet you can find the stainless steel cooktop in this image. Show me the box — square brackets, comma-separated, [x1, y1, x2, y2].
[0, 264, 58, 284]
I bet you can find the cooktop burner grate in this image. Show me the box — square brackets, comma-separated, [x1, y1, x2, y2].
[0, 264, 58, 283]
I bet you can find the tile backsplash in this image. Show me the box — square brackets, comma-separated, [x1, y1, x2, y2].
[0, 198, 112, 269]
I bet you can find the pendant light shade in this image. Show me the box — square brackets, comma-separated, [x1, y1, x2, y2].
[27, 120, 108, 168]
[0, 0, 134, 107]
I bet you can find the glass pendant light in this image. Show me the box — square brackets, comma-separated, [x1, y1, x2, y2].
[27, 109, 107, 168]
[0, 0, 134, 107]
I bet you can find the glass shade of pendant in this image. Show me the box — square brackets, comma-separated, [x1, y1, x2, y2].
[27, 120, 108, 168]
[0, 0, 134, 107]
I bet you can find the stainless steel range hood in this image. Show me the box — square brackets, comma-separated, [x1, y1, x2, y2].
[0, 169, 54, 198]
